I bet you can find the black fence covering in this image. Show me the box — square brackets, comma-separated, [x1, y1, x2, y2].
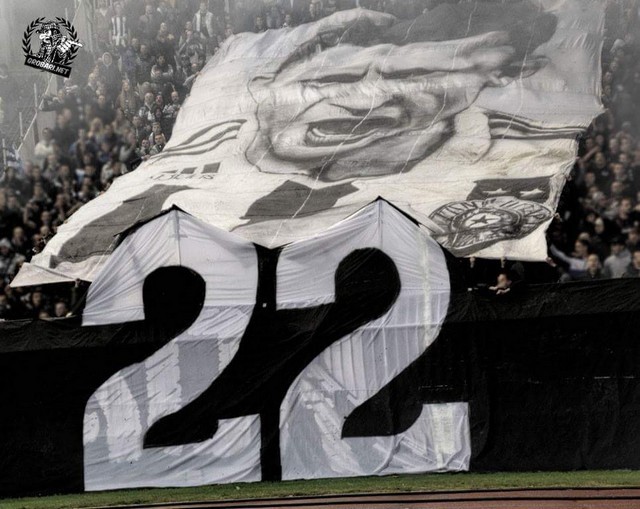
[1, 261, 640, 497]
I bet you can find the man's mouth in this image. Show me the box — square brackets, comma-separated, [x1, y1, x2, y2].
[305, 116, 400, 146]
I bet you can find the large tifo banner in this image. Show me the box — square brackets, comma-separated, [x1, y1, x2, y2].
[3, 203, 640, 496]
[13, 0, 603, 286]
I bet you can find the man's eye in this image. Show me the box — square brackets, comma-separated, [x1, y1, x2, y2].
[302, 73, 365, 87]
[380, 69, 448, 80]
[318, 31, 341, 48]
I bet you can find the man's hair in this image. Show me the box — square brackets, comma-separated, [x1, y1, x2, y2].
[384, 1, 556, 58]
[278, 1, 556, 77]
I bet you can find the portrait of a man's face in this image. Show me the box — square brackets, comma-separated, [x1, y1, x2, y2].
[16, 0, 603, 286]
[246, 1, 557, 181]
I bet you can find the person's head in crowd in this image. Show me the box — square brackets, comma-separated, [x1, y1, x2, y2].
[81, 153, 94, 168]
[30, 289, 43, 308]
[225, 24, 234, 38]
[54, 300, 69, 318]
[144, 92, 154, 107]
[114, 108, 127, 126]
[41, 210, 52, 226]
[54, 193, 67, 209]
[58, 164, 71, 180]
[584, 137, 595, 151]
[574, 239, 590, 258]
[610, 60, 620, 75]
[112, 161, 123, 178]
[12, 227, 26, 244]
[151, 121, 162, 136]
[584, 171, 597, 189]
[79, 182, 94, 201]
[96, 80, 107, 95]
[60, 107, 73, 123]
[586, 253, 601, 273]
[22, 160, 34, 177]
[99, 140, 113, 156]
[132, 114, 143, 128]
[126, 131, 137, 147]
[619, 197, 633, 216]
[489, 271, 512, 295]
[140, 43, 150, 57]
[185, 21, 193, 32]
[159, 22, 169, 37]
[611, 236, 627, 255]
[145, 3, 154, 17]
[594, 216, 605, 236]
[155, 93, 164, 107]
[97, 94, 108, 109]
[619, 152, 631, 168]
[593, 151, 607, 170]
[255, 15, 265, 31]
[577, 231, 591, 243]
[89, 117, 103, 135]
[40, 225, 51, 239]
[0, 238, 12, 258]
[610, 181, 625, 199]
[102, 52, 114, 68]
[7, 194, 19, 211]
[42, 127, 53, 144]
[595, 134, 606, 149]
[153, 107, 163, 123]
[325, 0, 337, 15]
[497, 272, 511, 288]
[154, 133, 165, 147]
[632, 250, 640, 271]
[141, 138, 150, 151]
[45, 153, 59, 170]
[4, 167, 17, 182]
[612, 162, 628, 181]
[84, 165, 97, 179]
[32, 183, 46, 201]
[199, 1, 208, 15]
[31, 233, 43, 253]
[170, 90, 179, 104]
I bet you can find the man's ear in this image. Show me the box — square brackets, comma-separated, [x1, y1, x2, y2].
[487, 55, 550, 87]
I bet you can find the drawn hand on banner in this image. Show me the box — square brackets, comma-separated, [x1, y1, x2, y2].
[246, 3, 556, 181]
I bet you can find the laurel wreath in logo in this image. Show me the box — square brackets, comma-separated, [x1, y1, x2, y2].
[22, 17, 44, 57]
[22, 16, 80, 63]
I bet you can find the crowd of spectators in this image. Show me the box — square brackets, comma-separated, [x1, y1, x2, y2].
[0, 0, 638, 318]
[0, 0, 227, 319]
[546, 0, 640, 282]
